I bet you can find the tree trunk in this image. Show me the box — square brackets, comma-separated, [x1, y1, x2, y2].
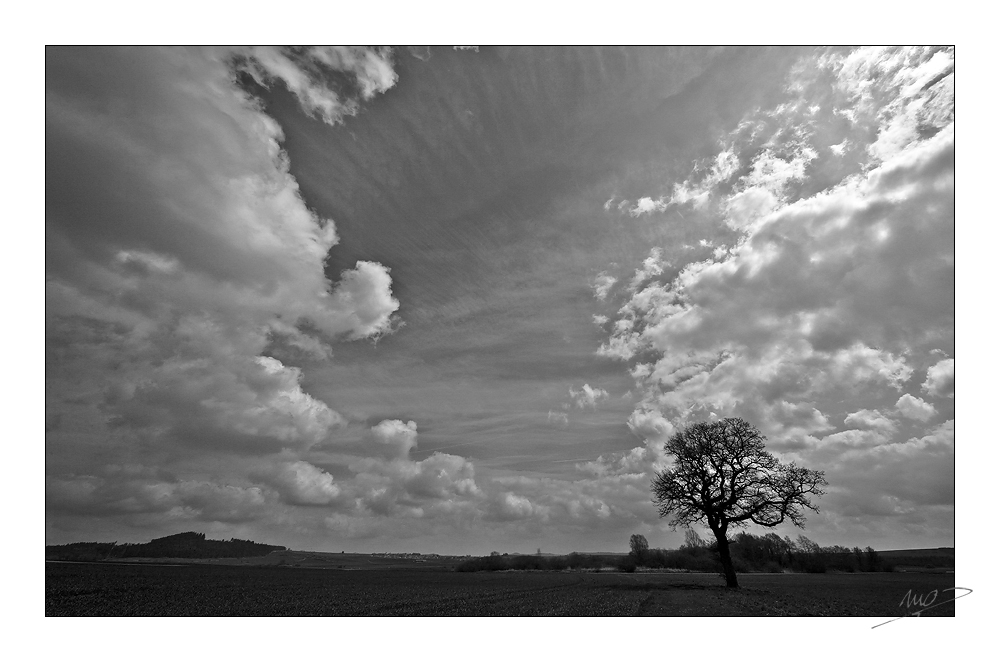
[716, 534, 740, 588]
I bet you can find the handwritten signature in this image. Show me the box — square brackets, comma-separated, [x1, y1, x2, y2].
[872, 586, 973, 628]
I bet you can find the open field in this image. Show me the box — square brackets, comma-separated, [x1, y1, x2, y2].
[46, 560, 958, 617]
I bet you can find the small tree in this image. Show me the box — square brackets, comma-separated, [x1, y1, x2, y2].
[629, 533, 649, 564]
[650, 418, 827, 588]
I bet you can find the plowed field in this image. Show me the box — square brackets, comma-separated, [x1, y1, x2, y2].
[46, 562, 959, 617]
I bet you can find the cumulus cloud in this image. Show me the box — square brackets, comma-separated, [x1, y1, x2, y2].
[329, 261, 401, 340]
[844, 408, 897, 433]
[628, 248, 667, 291]
[629, 196, 668, 217]
[370, 419, 419, 458]
[404, 453, 481, 500]
[489, 492, 546, 521]
[569, 383, 609, 409]
[105, 348, 343, 450]
[607, 126, 951, 427]
[592, 271, 617, 301]
[348, 420, 483, 518]
[46, 46, 403, 536]
[47, 47, 401, 395]
[668, 149, 740, 210]
[896, 394, 936, 422]
[922, 357, 954, 398]
[489, 474, 638, 526]
[591, 47, 953, 543]
[270, 461, 342, 506]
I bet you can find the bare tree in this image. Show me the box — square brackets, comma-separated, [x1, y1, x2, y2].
[650, 418, 827, 588]
[629, 533, 649, 563]
[682, 528, 707, 550]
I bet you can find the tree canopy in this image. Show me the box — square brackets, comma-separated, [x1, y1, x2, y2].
[629, 533, 649, 560]
[650, 417, 827, 587]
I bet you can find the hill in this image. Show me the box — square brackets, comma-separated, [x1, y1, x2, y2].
[46, 532, 286, 562]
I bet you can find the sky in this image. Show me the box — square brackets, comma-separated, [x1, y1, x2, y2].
[45, 46, 955, 554]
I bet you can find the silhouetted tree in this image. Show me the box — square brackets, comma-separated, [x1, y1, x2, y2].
[629, 534, 649, 563]
[650, 418, 827, 588]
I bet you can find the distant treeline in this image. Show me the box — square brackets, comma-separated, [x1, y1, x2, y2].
[457, 532, 905, 574]
[456, 552, 624, 573]
[46, 531, 286, 561]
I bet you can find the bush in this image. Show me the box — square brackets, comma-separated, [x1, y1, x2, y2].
[616, 556, 637, 572]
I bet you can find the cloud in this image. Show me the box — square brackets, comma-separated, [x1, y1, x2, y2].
[896, 394, 936, 422]
[407, 46, 431, 61]
[629, 196, 668, 217]
[609, 127, 951, 421]
[593, 47, 953, 542]
[489, 474, 648, 527]
[668, 149, 740, 210]
[547, 410, 569, 426]
[329, 261, 401, 340]
[47, 47, 401, 369]
[820, 47, 953, 165]
[844, 408, 897, 433]
[922, 357, 954, 398]
[817, 419, 953, 533]
[349, 420, 482, 518]
[47, 47, 402, 439]
[575, 407, 674, 479]
[489, 492, 546, 521]
[47, 469, 269, 523]
[46, 47, 405, 538]
[369, 419, 419, 458]
[569, 383, 609, 409]
[627, 248, 667, 291]
[238, 46, 397, 125]
[404, 453, 481, 500]
[106, 351, 343, 450]
[592, 271, 617, 301]
[270, 461, 342, 506]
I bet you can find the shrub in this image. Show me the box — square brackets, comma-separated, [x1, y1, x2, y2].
[616, 556, 638, 572]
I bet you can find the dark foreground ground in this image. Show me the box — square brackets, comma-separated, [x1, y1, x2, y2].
[46, 561, 959, 617]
